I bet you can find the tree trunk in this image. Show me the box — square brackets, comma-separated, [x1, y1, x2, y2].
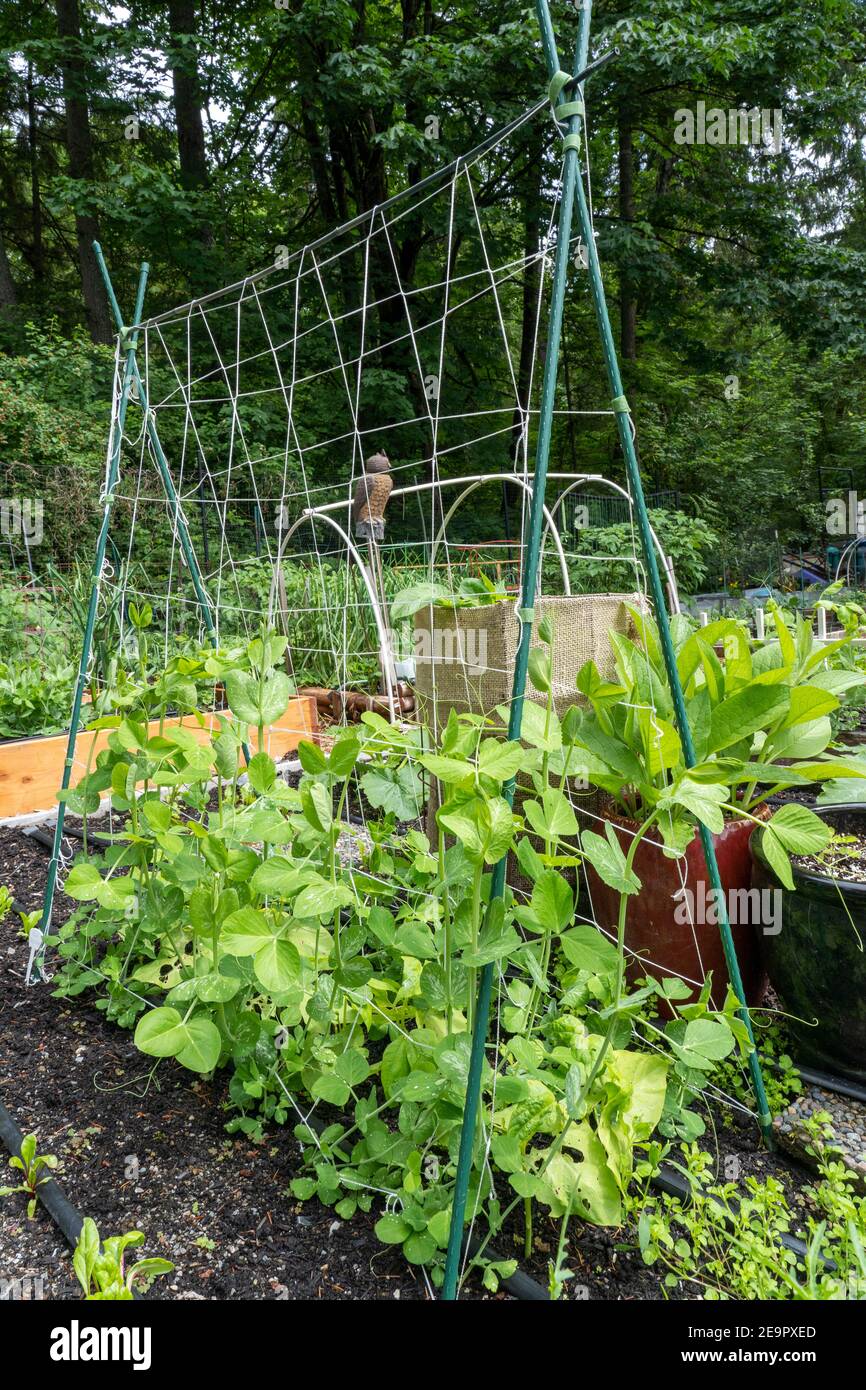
[618, 107, 637, 362]
[167, 0, 210, 200]
[55, 0, 112, 343]
[0, 229, 17, 311]
[27, 62, 44, 283]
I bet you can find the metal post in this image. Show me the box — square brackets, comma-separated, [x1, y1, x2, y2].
[442, 19, 593, 1302]
[558, 0, 773, 1139]
[88, 246, 219, 644]
[443, 0, 773, 1299]
[38, 257, 150, 952]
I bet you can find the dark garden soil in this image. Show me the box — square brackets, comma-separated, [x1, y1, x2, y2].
[792, 810, 866, 882]
[0, 823, 817, 1302]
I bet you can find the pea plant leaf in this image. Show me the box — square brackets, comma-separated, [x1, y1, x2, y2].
[134, 1007, 221, 1073]
[360, 763, 423, 820]
[581, 824, 640, 896]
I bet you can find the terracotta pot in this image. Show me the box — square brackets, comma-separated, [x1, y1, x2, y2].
[585, 807, 767, 1009]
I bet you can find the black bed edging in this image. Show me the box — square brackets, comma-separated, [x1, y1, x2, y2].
[0, 1095, 144, 1300]
[650, 1162, 836, 1271]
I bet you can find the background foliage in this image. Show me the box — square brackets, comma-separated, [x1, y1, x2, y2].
[2, 0, 866, 577]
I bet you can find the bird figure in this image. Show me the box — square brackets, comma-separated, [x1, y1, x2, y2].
[352, 451, 392, 541]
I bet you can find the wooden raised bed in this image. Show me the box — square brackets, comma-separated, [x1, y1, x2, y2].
[0, 695, 319, 821]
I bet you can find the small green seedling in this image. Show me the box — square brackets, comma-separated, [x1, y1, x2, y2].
[73, 1217, 174, 1300]
[0, 885, 12, 925]
[0, 1132, 59, 1218]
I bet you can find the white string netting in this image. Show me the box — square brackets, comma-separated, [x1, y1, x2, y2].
[58, 95, 757, 1294]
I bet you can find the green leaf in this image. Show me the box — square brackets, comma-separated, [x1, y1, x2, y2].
[360, 763, 423, 820]
[529, 870, 574, 933]
[134, 1009, 221, 1072]
[780, 685, 839, 727]
[194, 972, 240, 1003]
[670, 1018, 735, 1071]
[706, 686, 790, 755]
[477, 738, 524, 783]
[664, 776, 727, 834]
[297, 739, 328, 774]
[375, 1213, 411, 1245]
[73, 1217, 100, 1294]
[253, 938, 301, 992]
[524, 786, 578, 840]
[759, 804, 833, 888]
[461, 921, 521, 967]
[250, 856, 305, 897]
[247, 752, 277, 794]
[403, 1231, 437, 1265]
[328, 735, 361, 777]
[581, 824, 640, 895]
[220, 906, 273, 955]
[390, 582, 452, 621]
[765, 803, 833, 856]
[142, 799, 171, 833]
[528, 647, 551, 694]
[294, 878, 353, 920]
[334, 1048, 370, 1086]
[311, 1073, 351, 1107]
[559, 925, 620, 974]
[509, 699, 562, 751]
[63, 863, 103, 901]
[175, 1016, 222, 1073]
[134, 1007, 188, 1058]
[225, 669, 290, 727]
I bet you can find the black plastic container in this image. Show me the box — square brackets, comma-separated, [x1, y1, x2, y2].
[751, 804, 866, 1082]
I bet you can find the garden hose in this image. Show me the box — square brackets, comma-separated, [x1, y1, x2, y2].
[0, 1096, 144, 1299]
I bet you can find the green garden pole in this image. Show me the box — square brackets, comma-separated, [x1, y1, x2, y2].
[91, 245, 219, 642]
[552, 0, 773, 1141]
[442, 21, 596, 1303]
[38, 257, 150, 953]
[443, 2, 772, 1300]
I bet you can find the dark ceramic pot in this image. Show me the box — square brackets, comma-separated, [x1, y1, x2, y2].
[751, 804, 866, 1082]
[585, 809, 767, 1009]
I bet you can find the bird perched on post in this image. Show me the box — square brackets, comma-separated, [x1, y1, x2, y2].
[352, 451, 392, 541]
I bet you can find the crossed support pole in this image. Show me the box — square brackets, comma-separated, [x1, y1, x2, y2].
[441, 0, 772, 1299]
[36, 245, 221, 966]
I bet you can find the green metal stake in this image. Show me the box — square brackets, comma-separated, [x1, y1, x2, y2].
[38, 256, 150, 954]
[92, 249, 253, 761]
[39, 247, 241, 964]
[443, 0, 772, 1300]
[555, 0, 773, 1145]
[91, 244, 219, 643]
[442, 22, 594, 1303]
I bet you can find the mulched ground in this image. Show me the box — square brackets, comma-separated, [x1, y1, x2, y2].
[0, 821, 817, 1302]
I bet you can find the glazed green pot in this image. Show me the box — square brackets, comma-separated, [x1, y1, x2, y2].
[751, 805, 866, 1082]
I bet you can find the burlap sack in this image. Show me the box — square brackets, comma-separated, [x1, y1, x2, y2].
[416, 594, 642, 894]
[413, 592, 644, 731]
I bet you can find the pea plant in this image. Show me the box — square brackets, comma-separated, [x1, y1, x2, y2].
[52, 621, 766, 1292]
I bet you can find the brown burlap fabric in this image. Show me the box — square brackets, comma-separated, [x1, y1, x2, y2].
[415, 594, 642, 894]
[413, 593, 644, 731]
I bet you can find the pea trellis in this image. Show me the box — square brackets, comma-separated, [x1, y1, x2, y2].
[33, 0, 774, 1299]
